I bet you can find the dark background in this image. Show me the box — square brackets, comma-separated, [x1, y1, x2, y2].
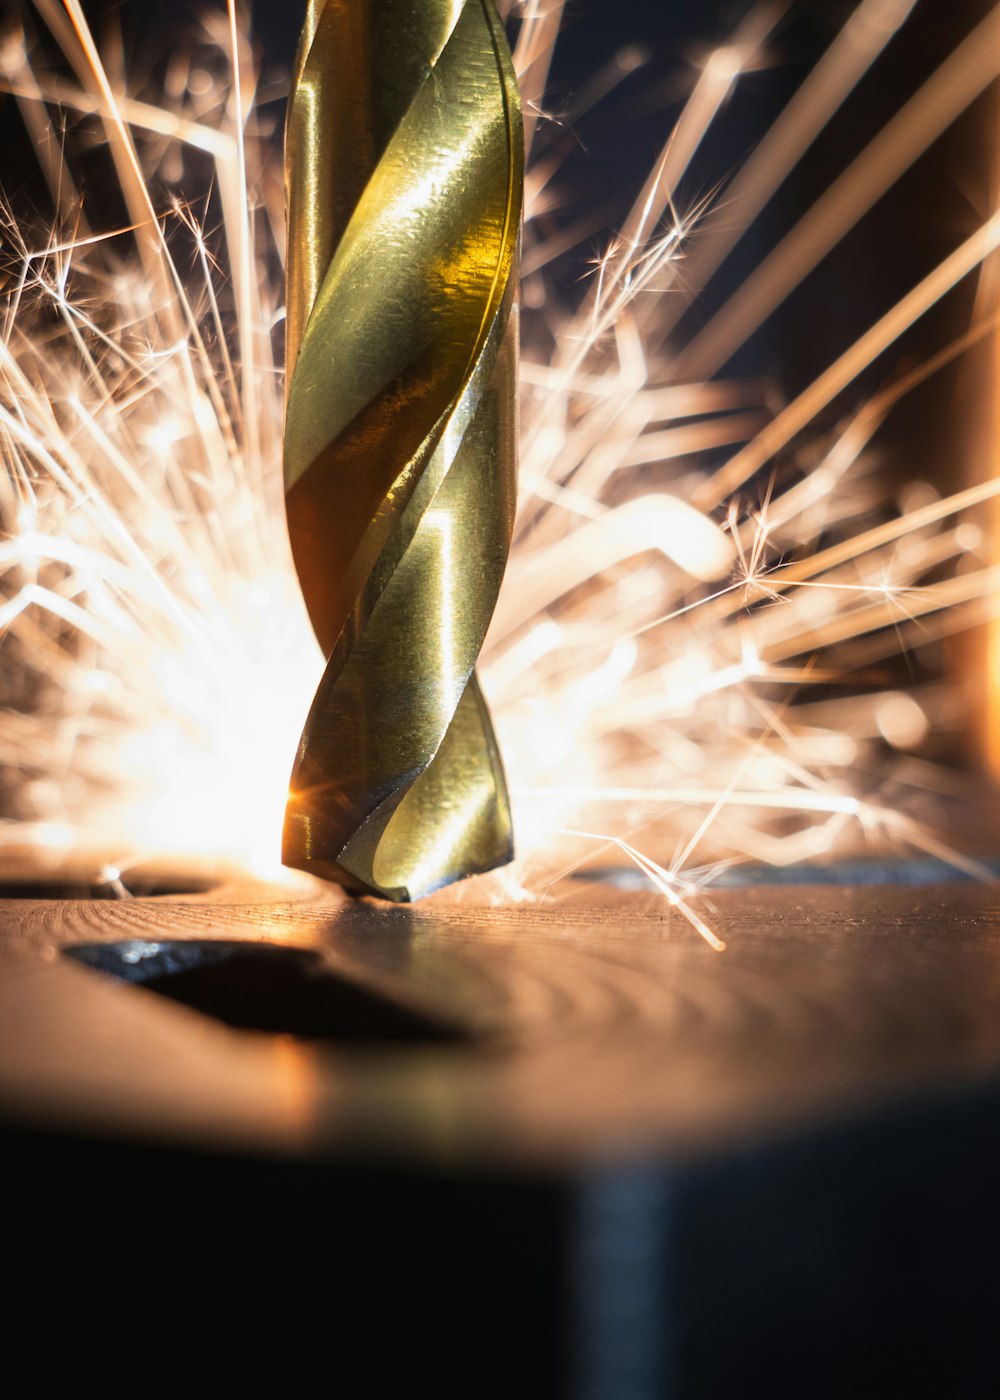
[4, 0, 993, 381]
[4, 0, 995, 749]
[2, 0, 996, 491]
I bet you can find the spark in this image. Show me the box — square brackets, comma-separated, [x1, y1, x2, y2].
[1, 0, 997, 936]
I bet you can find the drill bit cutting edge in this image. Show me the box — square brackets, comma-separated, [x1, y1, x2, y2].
[282, 0, 523, 901]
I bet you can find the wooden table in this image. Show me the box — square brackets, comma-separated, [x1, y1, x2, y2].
[5, 873, 1000, 1396]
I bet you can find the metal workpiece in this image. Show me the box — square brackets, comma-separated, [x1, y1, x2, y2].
[282, 0, 523, 900]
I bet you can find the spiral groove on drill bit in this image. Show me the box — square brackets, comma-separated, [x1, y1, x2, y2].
[282, 0, 522, 901]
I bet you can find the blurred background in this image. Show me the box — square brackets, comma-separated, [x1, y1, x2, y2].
[8, 0, 989, 394]
[6, 0, 993, 772]
[3, 0, 1000, 838]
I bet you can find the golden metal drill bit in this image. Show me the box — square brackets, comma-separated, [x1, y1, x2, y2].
[282, 0, 522, 901]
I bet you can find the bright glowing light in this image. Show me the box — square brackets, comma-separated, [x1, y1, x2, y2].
[875, 692, 930, 750]
[1, 0, 997, 935]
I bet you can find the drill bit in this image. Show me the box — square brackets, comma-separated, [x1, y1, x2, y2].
[282, 0, 523, 901]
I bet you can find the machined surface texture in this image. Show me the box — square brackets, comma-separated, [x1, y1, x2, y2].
[5, 877, 1000, 1165]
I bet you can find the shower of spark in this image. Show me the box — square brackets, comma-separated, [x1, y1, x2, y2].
[2, 0, 1000, 940]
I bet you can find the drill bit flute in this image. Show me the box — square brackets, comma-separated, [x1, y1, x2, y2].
[282, 1, 523, 901]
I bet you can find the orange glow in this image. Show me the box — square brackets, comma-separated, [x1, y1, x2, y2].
[2, 2, 999, 939]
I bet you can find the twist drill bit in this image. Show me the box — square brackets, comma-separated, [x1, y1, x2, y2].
[282, 0, 522, 901]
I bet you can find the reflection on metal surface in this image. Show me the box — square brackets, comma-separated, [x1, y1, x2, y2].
[282, 0, 522, 901]
[581, 857, 1000, 890]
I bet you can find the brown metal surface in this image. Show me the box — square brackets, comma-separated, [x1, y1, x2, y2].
[3, 878, 1000, 1166]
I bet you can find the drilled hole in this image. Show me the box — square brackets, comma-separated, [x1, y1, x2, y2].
[66, 939, 466, 1044]
[0, 875, 216, 899]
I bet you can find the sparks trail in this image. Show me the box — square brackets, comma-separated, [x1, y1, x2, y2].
[0, 0, 996, 934]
